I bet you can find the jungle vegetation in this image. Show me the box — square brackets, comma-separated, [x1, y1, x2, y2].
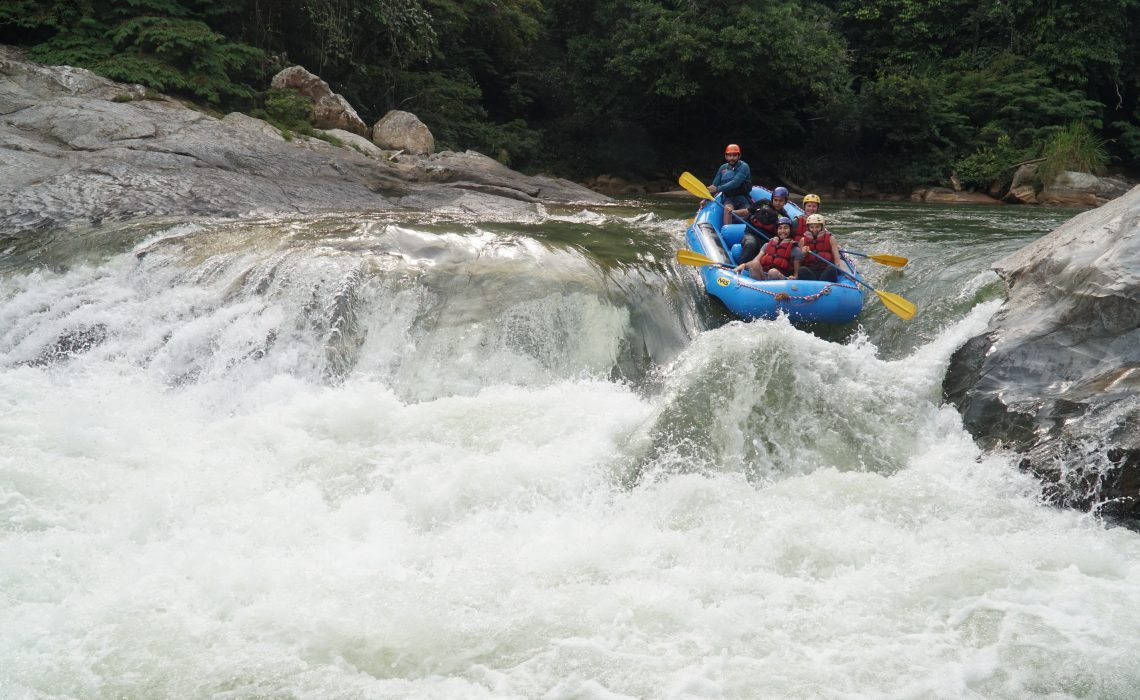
[2, 0, 1138, 191]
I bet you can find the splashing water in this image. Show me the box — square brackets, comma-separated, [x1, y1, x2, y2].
[1, 203, 1138, 699]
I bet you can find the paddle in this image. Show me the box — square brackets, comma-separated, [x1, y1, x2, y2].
[677, 171, 909, 268]
[679, 171, 715, 201]
[677, 249, 732, 268]
[841, 250, 909, 268]
[677, 172, 917, 320]
[677, 171, 737, 264]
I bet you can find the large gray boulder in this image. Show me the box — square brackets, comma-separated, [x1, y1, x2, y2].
[372, 110, 434, 155]
[270, 65, 369, 136]
[1038, 170, 1100, 206]
[1096, 176, 1132, 202]
[918, 188, 1001, 204]
[318, 128, 386, 158]
[1004, 163, 1039, 204]
[943, 185, 1140, 520]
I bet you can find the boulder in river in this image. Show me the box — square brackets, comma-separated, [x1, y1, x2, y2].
[372, 110, 434, 156]
[944, 184, 1140, 521]
[270, 65, 369, 137]
[1003, 163, 1039, 204]
[914, 188, 1002, 205]
[1038, 170, 1100, 206]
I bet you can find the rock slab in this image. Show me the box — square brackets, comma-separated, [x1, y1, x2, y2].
[944, 185, 1140, 520]
[0, 46, 609, 234]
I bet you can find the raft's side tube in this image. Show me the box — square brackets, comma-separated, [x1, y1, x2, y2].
[692, 222, 731, 266]
[746, 186, 805, 220]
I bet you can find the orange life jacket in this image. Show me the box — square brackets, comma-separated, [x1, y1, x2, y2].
[759, 238, 796, 274]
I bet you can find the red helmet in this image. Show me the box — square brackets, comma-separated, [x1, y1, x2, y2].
[725, 144, 741, 155]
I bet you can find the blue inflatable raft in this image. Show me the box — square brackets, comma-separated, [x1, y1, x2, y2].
[683, 187, 865, 323]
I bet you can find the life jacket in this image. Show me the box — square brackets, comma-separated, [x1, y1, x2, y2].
[799, 230, 835, 269]
[793, 215, 808, 236]
[715, 163, 751, 197]
[759, 237, 796, 274]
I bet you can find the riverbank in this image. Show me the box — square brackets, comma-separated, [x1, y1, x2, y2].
[605, 180, 1134, 207]
[0, 46, 611, 237]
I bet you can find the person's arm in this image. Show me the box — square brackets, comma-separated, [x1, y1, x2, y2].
[830, 236, 849, 274]
[791, 245, 805, 278]
[734, 257, 760, 276]
[709, 166, 725, 193]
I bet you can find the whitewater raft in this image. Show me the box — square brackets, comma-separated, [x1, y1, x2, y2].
[684, 187, 865, 323]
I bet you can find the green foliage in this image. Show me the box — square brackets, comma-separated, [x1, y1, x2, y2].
[314, 132, 345, 147]
[296, 0, 437, 74]
[1037, 122, 1110, 186]
[537, 0, 852, 176]
[393, 68, 540, 165]
[954, 133, 1026, 191]
[0, 0, 71, 31]
[1112, 119, 1140, 164]
[6, 0, 263, 105]
[949, 54, 1104, 148]
[263, 89, 312, 130]
[3, 0, 1139, 185]
[249, 89, 315, 138]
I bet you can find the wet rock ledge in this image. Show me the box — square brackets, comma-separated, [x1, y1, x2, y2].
[0, 46, 609, 236]
[944, 185, 1140, 521]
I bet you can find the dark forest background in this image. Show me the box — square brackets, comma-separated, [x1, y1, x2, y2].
[3, 0, 1139, 191]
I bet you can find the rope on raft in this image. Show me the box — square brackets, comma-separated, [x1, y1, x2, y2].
[734, 280, 861, 303]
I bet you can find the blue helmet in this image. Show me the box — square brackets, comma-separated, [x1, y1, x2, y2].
[777, 216, 793, 227]
[772, 186, 789, 199]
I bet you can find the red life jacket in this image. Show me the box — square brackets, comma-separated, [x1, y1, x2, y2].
[759, 238, 796, 274]
[749, 210, 778, 235]
[793, 215, 808, 236]
[800, 230, 835, 269]
[753, 220, 777, 235]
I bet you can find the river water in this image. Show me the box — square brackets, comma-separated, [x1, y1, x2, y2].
[2, 199, 1138, 699]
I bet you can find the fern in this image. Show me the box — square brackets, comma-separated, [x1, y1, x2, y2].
[20, 3, 261, 106]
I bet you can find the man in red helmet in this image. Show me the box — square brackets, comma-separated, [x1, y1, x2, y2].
[708, 144, 752, 225]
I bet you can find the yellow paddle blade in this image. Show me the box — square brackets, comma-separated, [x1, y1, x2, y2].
[676, 249, 721, 267]
[678, 171, 714, 201]
[867, 253, 909, 268]
[875, 289, 917, 320]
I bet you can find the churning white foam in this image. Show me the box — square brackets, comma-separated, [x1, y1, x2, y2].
[2, 250, 1139, 699]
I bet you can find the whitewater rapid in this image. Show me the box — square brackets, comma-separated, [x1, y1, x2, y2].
[2, 210, 1138, 699]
